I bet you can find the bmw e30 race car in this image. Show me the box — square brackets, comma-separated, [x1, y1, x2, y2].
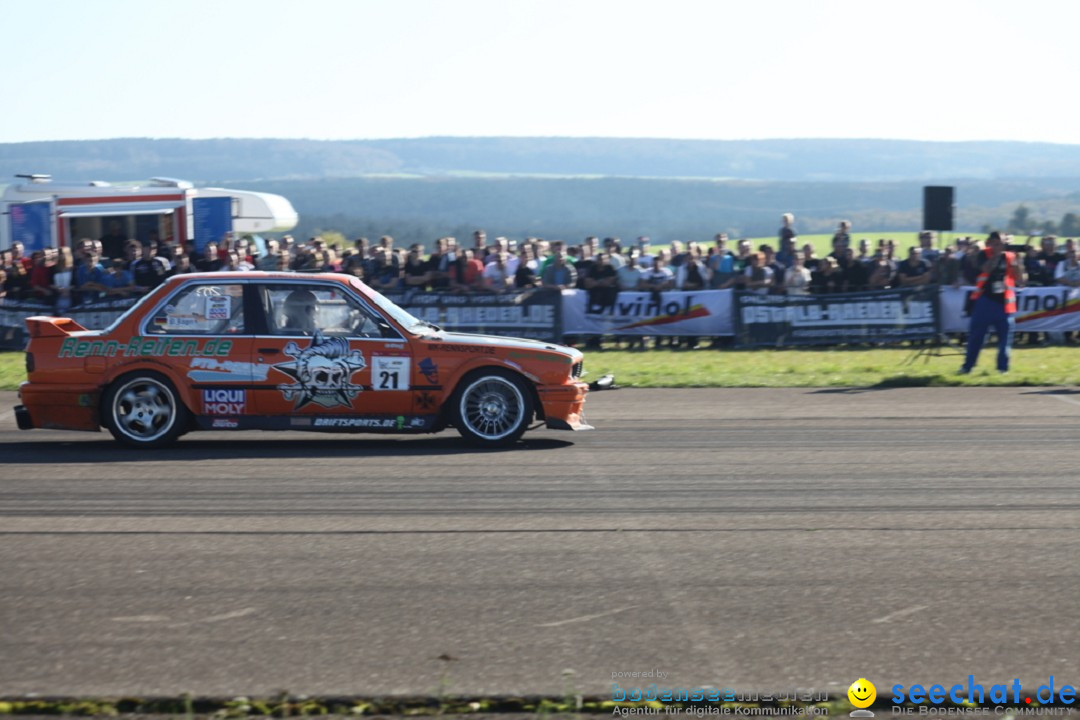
[14, 272, 590, 448]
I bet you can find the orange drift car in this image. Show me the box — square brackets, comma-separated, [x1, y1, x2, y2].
[14, 272, 590, 448]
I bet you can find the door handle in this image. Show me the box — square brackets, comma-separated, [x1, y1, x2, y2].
[258, 347, 281, 355]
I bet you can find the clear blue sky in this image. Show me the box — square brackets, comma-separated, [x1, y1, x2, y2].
[4, 0, 1078, 144]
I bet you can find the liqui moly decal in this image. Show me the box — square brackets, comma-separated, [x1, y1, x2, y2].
[202, 389, 245, 415]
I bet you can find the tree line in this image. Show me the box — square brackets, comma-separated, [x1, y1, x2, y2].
[1003, 205, 1080, 236]
[247, 176, 1080, 247]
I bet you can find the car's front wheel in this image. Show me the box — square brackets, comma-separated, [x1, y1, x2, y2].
[103, 372, 188, 448]
[453, 369, 533, 446]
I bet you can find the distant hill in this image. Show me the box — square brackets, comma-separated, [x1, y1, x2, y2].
[5, 137, 1080, 183]
[3, 137, 1080, 245]
[247, 176, 1080, 245]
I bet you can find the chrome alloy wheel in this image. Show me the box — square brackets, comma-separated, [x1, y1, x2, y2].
[459, 375, 526, 442]
[111, 376, 178, 443]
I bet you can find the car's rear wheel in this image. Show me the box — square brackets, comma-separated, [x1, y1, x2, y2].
[103, 372, 188, 448]
[453, 369, 533, 446]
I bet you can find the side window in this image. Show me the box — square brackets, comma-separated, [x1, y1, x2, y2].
[264, 284, 391, 338]
[147, 284, 245, 335]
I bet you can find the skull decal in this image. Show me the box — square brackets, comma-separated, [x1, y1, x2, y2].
[272, 332, 366, 409]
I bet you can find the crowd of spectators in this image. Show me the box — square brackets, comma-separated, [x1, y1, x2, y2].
[4, 217, 1080, 312]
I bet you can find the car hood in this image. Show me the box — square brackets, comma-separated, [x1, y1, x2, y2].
[423, 331, 582, 362]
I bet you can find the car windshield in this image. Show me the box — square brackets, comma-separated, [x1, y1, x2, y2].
[350, 277, 437, 335]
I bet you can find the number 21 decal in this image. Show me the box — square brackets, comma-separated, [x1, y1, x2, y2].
[372, 355, 410, 391]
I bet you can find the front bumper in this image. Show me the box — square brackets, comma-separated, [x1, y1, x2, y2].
[545, 416, 594, 431]
[539, 381, 592, 431]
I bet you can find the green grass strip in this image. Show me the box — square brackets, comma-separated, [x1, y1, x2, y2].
[0, 352, 26, 392]
[3, 344, 1079, 393]
[0, 692, 1063, 718]
[0, 693, 889, 718]
[580, 345, 1080, 388]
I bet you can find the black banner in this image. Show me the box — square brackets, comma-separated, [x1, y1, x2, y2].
[383, 289, 563, 342]
[734, 286, 941, 347]
[0, 290, 564, 350]
[0, 297, 140, 350]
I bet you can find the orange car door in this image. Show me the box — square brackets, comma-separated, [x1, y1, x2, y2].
[251, 281, 414, 423]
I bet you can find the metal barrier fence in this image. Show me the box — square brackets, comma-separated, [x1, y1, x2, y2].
[3, 285, 1079, 350]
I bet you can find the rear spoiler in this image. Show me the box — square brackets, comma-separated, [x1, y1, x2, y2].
[25, 316, 88, 338]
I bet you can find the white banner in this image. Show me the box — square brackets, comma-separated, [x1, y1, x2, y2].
[562, 289, 734, 336]
[941, 286, 1080, 333]
[940, 287, 968, 334]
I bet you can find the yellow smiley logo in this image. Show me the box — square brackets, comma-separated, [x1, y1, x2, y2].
[848, 678, 876, 708]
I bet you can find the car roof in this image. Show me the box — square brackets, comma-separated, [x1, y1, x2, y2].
[160, 272, 378, 304]
[165, 272, 381, 309]
[169, 271, 354, 282]
[164, 271, 376, 294]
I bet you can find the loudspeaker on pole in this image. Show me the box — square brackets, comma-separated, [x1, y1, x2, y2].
[923, 186, 955, 231]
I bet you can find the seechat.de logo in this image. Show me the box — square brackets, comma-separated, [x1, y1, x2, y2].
[891, 677, 1077, 706]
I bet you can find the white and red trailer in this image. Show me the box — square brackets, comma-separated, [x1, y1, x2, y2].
[1, 174, 298, 252]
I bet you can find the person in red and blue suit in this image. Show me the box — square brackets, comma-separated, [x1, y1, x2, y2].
[960, 231, 1023, 374]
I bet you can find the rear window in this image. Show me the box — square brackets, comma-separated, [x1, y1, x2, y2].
[145, 283, 246, 335]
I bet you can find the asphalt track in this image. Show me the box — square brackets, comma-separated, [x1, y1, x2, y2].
[1, 386, 1079, 698]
